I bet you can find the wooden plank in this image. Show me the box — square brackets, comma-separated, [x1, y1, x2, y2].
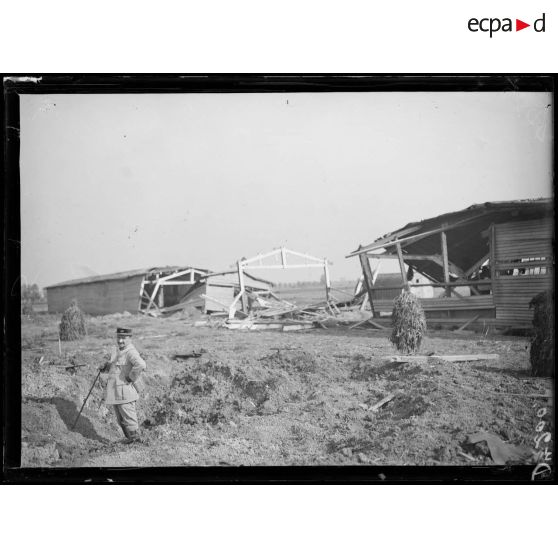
[367, 280, 493, 291]
[370, 394, 396, 412]
[323, 257, 332, 303]
[349, 318, 388, 330]
[455, 314, 481, 332]
[359, 253, 378, 317]
[353, 225, 423, 254]
[201, 294, 248, 318]
[489, 224, 496, 285]
[348, 214, 483, 257]
[236, 262, 246, 313]
[464, 253, 490, 278]
[440, 231, 451, 297]
[395, 242, 409, 291]
[359, 292, 369, 311]
[283, 324, 316, 331]
[410, 280, 492, 288]
[384, 354, 500, 363]
[367, 254, 440, 261]
[145, 279, 161, 312]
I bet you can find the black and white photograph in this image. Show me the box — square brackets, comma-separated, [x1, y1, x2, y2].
[5, 76, 555, 478]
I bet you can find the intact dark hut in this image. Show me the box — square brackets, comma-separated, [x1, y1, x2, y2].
[46, 266, 209, 315]
[347, 198, 553, 330]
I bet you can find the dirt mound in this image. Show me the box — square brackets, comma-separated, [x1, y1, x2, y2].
[21, 312, 551, 467]
[143, 358, 281, 428]
[142, 351, 321, 429]
[259, 350, 318, 376]
[381, 394, 430, 419]
[22, 397, 111, 466]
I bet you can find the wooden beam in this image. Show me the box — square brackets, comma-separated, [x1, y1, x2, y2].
[145, 280, 161, 311]
[440, 231, 451, 297]
[160, 281, 197, 285]
[464, 253, 490, 278]
[353, 225, 423, 254]
[323, 258, 332, 303]
[427, 254, 465, 278]
[138, 279, 146, 311]
[347, 214, 484, 258]
[359, 253, 378, 317]
[354, 275, 364, 296]
[359, 292, 369, 311]
[365, 279, 492, 291]
[489, 225, 496, 286]
[242, 264, 324, 269]
[237, 261, 247, 313]
[201, 294, 248, 317]
[395, 242, 409, 291]
[370, 394, 396, 412]
[242, 247, 326, 267]
[455, 314, 481, 332]
[367, 253, 440, 261]
[349, 318, 388, 330]
[156, 268, 198, 282]
[384, 354, 500, 363]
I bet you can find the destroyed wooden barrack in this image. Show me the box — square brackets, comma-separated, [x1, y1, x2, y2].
[347, 198, 553, 331]
[45, 266, 210, 316]
[230, 247, 333, 319]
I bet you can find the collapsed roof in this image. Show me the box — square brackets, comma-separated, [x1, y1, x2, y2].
[46, 266, 210, 289]
[348, 198, 553, 283]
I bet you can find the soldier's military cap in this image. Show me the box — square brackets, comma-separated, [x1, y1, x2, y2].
[116, 327, 133, 337]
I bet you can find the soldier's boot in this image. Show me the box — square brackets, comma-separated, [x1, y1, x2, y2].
[122, 429, 141, 444]
[117, 426, 131, 443]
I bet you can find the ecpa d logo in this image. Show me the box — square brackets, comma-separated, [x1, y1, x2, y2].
[468, 13, 545, 37]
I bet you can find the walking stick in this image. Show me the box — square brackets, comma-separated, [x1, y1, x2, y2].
[72, 368, 103, 430]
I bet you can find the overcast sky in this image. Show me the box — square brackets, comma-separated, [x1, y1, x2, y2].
[20, 91, 552, 289]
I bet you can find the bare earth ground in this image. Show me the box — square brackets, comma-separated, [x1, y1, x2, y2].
[21, 311, 553, 469]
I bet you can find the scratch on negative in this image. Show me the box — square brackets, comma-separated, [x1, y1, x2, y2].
[4, 76, 42, 84]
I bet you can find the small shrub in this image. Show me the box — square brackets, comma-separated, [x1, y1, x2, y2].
[59, 300, 87, 341]
[529, 291, 554, 377]
[389, 290, 427, 354]
[22, 301, 35, 315]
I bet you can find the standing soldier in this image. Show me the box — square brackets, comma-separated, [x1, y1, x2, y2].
[100, 327, 146, 444]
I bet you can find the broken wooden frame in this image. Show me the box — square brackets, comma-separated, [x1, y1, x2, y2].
[348, 218, 494, 320]
[229, 247, 332, 319]
[139, 267, 208, 312]
[347, 200, 553, 331]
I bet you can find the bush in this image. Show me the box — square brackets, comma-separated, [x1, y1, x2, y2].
[22, 301, 35, 315]
[529, 291, 554, 377]
[59, 300, 87, 341]
[389, 290, 427, 354]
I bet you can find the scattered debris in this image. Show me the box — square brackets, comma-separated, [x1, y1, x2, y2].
[57, 363, 87, 375]
[369, 393, 396, 412]
[457, 450, 477, 462]
[384, 354, 500, 363]
[466, 431, 535, 465]
[172, 351, 205, 361]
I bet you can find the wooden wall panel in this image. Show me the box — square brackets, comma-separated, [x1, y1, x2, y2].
[493, 219, 554, 324]
[47, 276, 144, 315]
[205, 284, 234, 312]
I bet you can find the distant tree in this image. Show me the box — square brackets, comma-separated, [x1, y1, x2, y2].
[21, 282, 43, 315]
[21, 283, 43, 304]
